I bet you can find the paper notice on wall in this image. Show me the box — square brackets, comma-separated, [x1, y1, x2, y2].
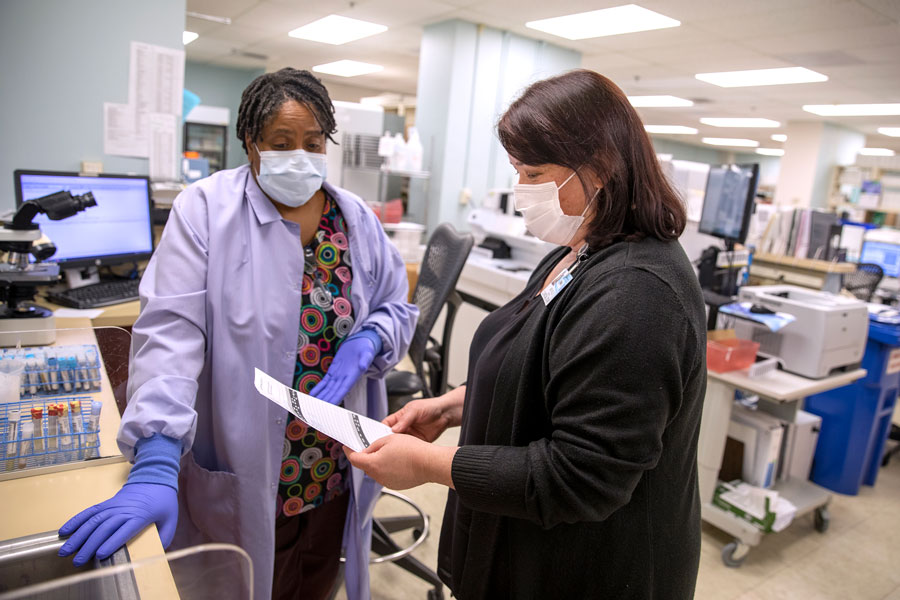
[253, 368, 393, 452]
[129, 42, 185, 119]
[103, 102, 148, 157]
[149, 113, 178, 181]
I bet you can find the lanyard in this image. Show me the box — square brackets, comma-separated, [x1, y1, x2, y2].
[540, 244, 589, 306]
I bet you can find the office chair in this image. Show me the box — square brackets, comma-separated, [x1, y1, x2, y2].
[843, 262, 884, 302]
[373, 223, 473, 600]
[385, 222, 474, 408]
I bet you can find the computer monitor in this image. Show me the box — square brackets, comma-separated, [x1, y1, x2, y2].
[14, 169, 154, 272]
[698, 163, 760, 245]
[860, 240, 900, 279]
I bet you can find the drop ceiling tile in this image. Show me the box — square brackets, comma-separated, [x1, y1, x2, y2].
[691, 1, 884, 40]
[187, 0, 261, 19]
[336, 0, 457, 28]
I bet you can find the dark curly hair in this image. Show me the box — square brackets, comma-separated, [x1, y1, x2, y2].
[498, 69, 686, 249]
[236, 67, 337, 153]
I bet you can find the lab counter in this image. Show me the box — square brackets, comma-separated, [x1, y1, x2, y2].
[0, 318, 177, 598]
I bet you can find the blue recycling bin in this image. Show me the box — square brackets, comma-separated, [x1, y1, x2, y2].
[804, 319, 900, 495]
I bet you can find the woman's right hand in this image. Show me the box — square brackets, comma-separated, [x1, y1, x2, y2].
[384, 387, 465, 443]
[384, 398, 450, 442]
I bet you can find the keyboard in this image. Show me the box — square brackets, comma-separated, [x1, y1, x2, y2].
[48, 278, 141, 309]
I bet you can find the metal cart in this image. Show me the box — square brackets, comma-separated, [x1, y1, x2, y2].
[698, 367, 866, 567]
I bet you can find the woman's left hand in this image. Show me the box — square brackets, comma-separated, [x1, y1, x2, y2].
[344, 434, 457, 490]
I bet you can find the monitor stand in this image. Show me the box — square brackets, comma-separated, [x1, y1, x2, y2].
[64, 266, 101, 289]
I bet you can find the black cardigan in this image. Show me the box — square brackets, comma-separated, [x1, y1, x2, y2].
[438, 237, 707, 599]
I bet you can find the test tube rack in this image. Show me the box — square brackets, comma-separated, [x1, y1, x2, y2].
[1, 344, 103, 398]
[0, 397, 101, 473]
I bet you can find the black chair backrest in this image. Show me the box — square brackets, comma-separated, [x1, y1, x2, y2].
[408, 223, 474, 374]
[844, 262, 884, 302]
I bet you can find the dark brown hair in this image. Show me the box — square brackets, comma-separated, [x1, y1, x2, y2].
[498, 69, 686, 249]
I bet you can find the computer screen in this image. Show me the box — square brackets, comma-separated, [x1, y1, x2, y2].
[14, 170, 154, 269]
[698, 163, 760, 244]
[860, 240, 900, 279]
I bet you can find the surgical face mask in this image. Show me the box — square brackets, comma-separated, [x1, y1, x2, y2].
[254, 144, 327, 207]
[513, 171, 590, 246]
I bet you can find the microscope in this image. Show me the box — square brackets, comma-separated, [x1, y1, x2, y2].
[0, 189, 97, 346]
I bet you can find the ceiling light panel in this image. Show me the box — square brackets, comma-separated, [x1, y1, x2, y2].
[700, 118, 781, 128]
[771, 134, 787, 142]
[312, 60, 384, 78]
[859, 148, 896, 156]
[644, 125, 698, 134]
[702, 138, 759, 147]
[879, 128, 900, 137]
[803, 104, 900, 116]
[628, 95, 693, 107]
[526, 4, 680, 40]
[756, 148, 785, 156]
[695, 67, 828, 88]
[183, 31, 199, 45]
[289, 15, 387, 45]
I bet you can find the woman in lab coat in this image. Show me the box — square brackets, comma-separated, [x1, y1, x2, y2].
[347, 69, 707, 599]
[58, 68, 418, 600]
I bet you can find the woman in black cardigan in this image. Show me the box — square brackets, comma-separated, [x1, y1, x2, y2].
[346, 69, 707, 599]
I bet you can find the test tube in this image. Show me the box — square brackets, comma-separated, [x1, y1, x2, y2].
[58, 352, 72, 393]
[5, 409, 20, 471]
[17, 420, 30, 470]
[58, 403, 72, 462]
[24, 355, 38, 395]
[85, 347, 100, 389]
[87, 401, 101, 458]
[47, 404, 58, 463]
[46, 350, 60, 392]
[76, 350, 90, 390]
[31, 407, 44, 466]
[70, 401, 83, 459]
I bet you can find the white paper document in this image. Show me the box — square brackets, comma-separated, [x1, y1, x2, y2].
[103, 102, 148, 157]
[254, 368, 392, 452]
[148, 113, 178, 181]
[129, 41, 185, 118]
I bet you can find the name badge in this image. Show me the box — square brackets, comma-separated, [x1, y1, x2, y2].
[540, 268, 573, 305]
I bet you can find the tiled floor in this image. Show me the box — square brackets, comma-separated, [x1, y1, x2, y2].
[337, 415, 900, 599]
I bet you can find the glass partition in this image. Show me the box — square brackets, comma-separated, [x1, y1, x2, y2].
[0, 543, 253, 600]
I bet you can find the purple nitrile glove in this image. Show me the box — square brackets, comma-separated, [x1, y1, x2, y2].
[309, 329, 382, 405]
[58, 434, 180, 566]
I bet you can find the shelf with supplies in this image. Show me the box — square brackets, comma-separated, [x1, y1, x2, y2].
[340, 132, 432, 226]
[749, 252, 855, 293]
[829, 164, 900, 226]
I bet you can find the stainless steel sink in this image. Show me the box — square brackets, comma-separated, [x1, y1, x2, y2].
[0, 531, 138, 599]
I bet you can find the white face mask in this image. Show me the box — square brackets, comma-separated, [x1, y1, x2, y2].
[254, 144, 327, 207]
[513, 171, 590, 246]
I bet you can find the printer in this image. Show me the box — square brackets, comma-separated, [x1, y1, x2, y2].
[734, 285, 868, 379]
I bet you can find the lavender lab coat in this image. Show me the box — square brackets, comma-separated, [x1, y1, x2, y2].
[118, 164, 418, 600]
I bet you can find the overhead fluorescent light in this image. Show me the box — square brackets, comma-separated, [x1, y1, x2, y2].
[628, 95, 693, 108]
[696, 67, 827, 88]
[183, 31, 199, 45]
[859, 147, 896, 156]
[771, 134, 787, 142]
[186, 11, 231, 25]
[644, 125, 698, 134]
[877, 127, 900, 137]
[803, 104, 900, 116]
[312, 60, 383, 78]
[289, 15, 387, 45]
[756, 148, 785, 156]
[700, 118, 780, 128]
[702, 138, 759, 147]
[526, 4, 680, 40]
